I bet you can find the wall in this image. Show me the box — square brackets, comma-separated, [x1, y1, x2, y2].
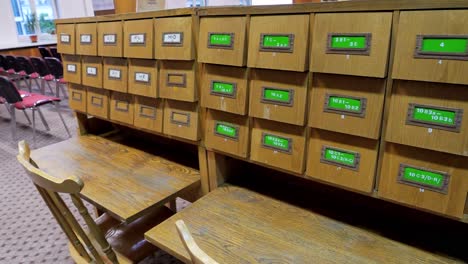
[56, 0, 94, 19]
[0, 0, 21, 45]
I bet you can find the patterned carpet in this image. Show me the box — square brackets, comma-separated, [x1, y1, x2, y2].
[0, 84, 183, 263]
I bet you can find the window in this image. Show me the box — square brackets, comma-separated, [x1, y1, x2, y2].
[11, 0, 59, 36]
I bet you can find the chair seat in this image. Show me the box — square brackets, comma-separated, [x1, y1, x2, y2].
[19, 90, 30, 98]
[43, 74, 55, 81]
[14, 94, 60, 109]
[59, 78, 66, 84]
[30, 72, 40, 79]
[7, 69, 15, 74]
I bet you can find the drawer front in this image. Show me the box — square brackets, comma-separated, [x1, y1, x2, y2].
[81, 56, 103, 88]
[128, 59, 158, 98]
[98, 21, 123, 57]
[155, 16, 194, 60]
[134, 96, 163, 133]
[201, 64, 248, 115]
[250, 119, 306, 174]
[379, 143, 468, 219]
[68, 84, 86, 113]
[63, 55, 81, 84]
[163, 100, 199, 141]
[386, 80, 468, 156]
[249, 69, 308, 126]
[103, 58, 128, 93]
[76, 23, 97, 56]
[57, 24, 75, 54]
[110, 92, 134, 125]
[159, 60, 196, 102]
[309, 74, 386, 139]
[248, 14, 309, 72]
[311, 12, 392, 77]
[124, 19, 154, 59]
[306, 129, 378, 193]
[86, 87, 109, 119]
[198, 16, 248, 66]
[205, 109, 250, 158]
[392, 10, 468, 85]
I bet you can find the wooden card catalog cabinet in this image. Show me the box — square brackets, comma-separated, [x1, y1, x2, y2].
[249, 69, 308, 126]
[155, 16, 194, 60]
[310, 12, 392, 77]
[392, 10, 468, 85]
[87, 87, 109, 119]
[110, 92, 134, 125]
[250, 119, 306, 174]
[386, 80, 468, 156]
[248, 14, 309, 72]
[57, 24, 75, 54]
[159, 61, 197, 102]
[128, 59, 158, 98]
[98, 21, 123, 57]
[76, 23, 97, 56]
[198, 16, 248, 66]
[163, 100, 200, 141]
[205, 109, 250, 158]
[82, 56, 103, 88]
[63, 55, 81, 84]
[103, 58, 128, 93]
[309, 74, 385, 139]
[306, 129, 379, 193]
[124, 19, 154, 59]
[134, 96, 163, 133]
[68, 84, 86, 113]
[379, 143, 468, 219]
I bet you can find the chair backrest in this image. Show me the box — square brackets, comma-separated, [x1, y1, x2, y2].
[30, 57, 51, 77]
[0, 54, 5, 69]
[49, 47, 61, 61]
[175, 220, 219, 264]
[0, 76, 23, 104]
[15, 56, 37, 75]
[4, 55, 17, 71]
[38, 46, 53, 59]
[16, 140, 119, 264]
[44, 57, 63, 79]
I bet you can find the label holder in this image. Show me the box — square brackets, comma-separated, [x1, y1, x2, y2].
[166, 73, 187, 88]
[207, 32, 234, 50]
[170, 111, 191, 126]
[67, 64, 77, 73]
[71, 91, 82, 102]
[326, 33, 372, 56]
[108, 69, 122, 80]
[323, 94, 367, 118]
[80, 34, 92, 45]
[261, 87, 294, 107]
[60, 33, 71, 44]
[129, 33, 146, 46]
[414, 34, 468, 61]
[397, 164, 450, 194]
[134, 72, 151, 84]
[406, 103, 463, 133]
[214, 121, 239, 141]
[139, 106, 157, 120]
[162, 32, 184, 47]
[259, 33, 294, 53]
[115, 100, 129, 113]
[103, 34, 117, 46]
[86, 66, 98, 77]
[261, 132, 292, 154]
[91, 96, 103, 107]
[320, 146, 361, 171]
[209, 80, 237, 99]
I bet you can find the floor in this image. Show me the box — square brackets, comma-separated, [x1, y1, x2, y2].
[0, 82, 183, 263]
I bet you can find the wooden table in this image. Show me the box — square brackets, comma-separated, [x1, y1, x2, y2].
[145, 185, 461, 263]
[31, 135, 201, 223]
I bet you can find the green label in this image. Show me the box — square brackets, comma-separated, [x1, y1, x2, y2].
[263, 88, 290, 103]
[210, 34, 231, 46]
[331, 36, 367, 49]
[403, 167, 445, 189]
[263, 134, 290, 152]
[421, 38, 468, 53]
[212, 82, 234, 95]
[328, 96, 361, 112]
[324, 148, 356, 167]
[215, 123, 237, 138]
[413, 106, 456, 126]
[263, 35, 290, 48]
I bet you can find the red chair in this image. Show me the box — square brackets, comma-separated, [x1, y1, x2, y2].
[0, 55, 6, 73]
[44, 57, 67, 98]
[0, 76, 70, 143]
[30, 57, 56, 95]
[49, 47, 62, 61]
[14, 56, 42, 93]
[38, 46, 53, 59]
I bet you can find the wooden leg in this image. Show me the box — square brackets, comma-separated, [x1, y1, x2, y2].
[198, 146, 210, 195]
[207, 151, 229, 191]
[75, 112, 89, 136]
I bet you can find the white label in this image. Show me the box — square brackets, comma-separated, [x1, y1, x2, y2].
[67, 64, 76, 73]
[135, 72, 149, 83]
[87, 67, 97, 76]
[103, 34, 116, 44]
[80, 34, 91, 43]
[61, 34, 70, 43]
[108, 69, 121, 79]
[130, 34, 145, 44]
[163, 33, 182, 44]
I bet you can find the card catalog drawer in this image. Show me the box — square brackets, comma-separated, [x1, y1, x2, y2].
[87, 87, 109, 119]
[124, 19, 154, 59]
[63, 55, 81, 84]
[134, 96, 163, 133]
[163, 100, 199, 141]
[81, 56, 102, 88]
[159, 60, 196, 102]
[76, 23, 97, 56]
[155, 16, 194, 60]
[110, 92, 134, 125]
[128, 59, 158, 98]
[98, 21, 123, 57]
[57, 24, 75, 54]
[103, 58, 128, 93]
[68, 84, 86, 113]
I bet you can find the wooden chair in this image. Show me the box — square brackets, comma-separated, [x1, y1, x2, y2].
[17, 140, 174, 264]
[175, 220, 219, 264]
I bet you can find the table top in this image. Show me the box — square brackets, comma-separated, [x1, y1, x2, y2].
[145, 185, 461, 264]
[31, 135, 200, 223]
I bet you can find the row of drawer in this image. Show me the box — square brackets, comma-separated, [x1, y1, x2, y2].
[68, 85, 200, 141]
[204, 109, 468, 219]
[59, 10, 468, 85]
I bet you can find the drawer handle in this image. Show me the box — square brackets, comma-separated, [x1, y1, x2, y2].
[259, 33, 294, 53]
[67, 64, 77, 73]
[162, 32, 184, 46]
[397, 164, 450, 194]
[86, 66, 98, 76]
[139, 106, 157, 120]
[320, 146, 360, 171]
[261, 87, 294, 107]
[406, 103, 463, 133]
[214, 121, 239, 140]
[323, 94, 367, 118]
[115, 100, 129, 112]
[207, 32, 234, 50]
[210, 80, 237, 98]
[60, 33, 70, 44]
[170, 111, 191, 127]
[71, 91, 82, 102]
[129, 33, 146, 46]
[108, 69, 122, 80]
[103, 34, 117, 45]
[166, 73, 187, 88]
[80, 34, 92, 45]
[134, 72, 150, 84]
[91, 96, 103, 107]
[326, 33, 372, 56]
[261, 132, 292, 154]
[414, 34, 468, 61]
